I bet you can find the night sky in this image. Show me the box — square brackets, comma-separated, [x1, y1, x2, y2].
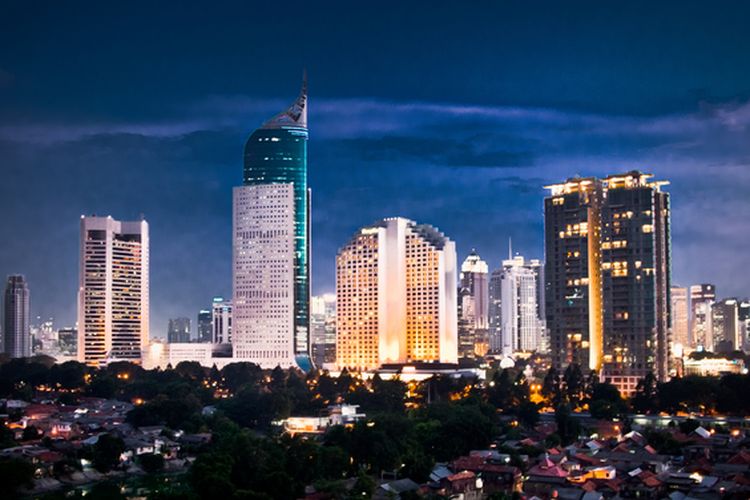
[2, 1, 750, 335]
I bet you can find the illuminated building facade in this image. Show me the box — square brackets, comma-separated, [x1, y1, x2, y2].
[233, 77, 311, 369]
[197, 309, 212, 343]
[311, 294, 336, 366]
[670, 286, 690, 352]
[500, 256, 545, 355]
[712, 298, 740, 352]
[211, 297, 232, 345]
[488, 268, 503, 353]
[457, 251, 489, 358]
[3, 275, 31, 358]
[335, 217, 458, 371]
[544, 171, 671, 384]
[691, 284, 716, 350]
[77, 216, 149, 366]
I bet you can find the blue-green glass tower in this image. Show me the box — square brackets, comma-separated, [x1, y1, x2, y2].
[242, 77, 312, 370]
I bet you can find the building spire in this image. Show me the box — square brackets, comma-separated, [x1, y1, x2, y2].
[508, 237, 512, 260]
[262, 71, 308, 129]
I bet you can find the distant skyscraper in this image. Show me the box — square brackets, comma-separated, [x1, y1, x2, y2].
[691, 284, 716, 350]
[3, 275, 31, 358]
[544, 171, 671, 391]
[211, 297, 232, 345]
[488, 268, 503, 353]
[336, 217, 458, 371]
[712, 298, 740, 352]
[167, 317, 191, 343]
[233, 77, 311, 370]
[197, 309, 212, 343]
[499, 255, 544, 355]
[58, 327, 77, 355]
[78, 216, 149, 366]
[457, 251, 489, 358]
[739, 300, 750, 352]
[311, 294, 336, 366]
[670, 286, 690, 351]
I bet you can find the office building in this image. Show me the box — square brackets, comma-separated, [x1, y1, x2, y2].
[4, 275, 31, 358]
[544, 171, 671, 389]
[311, 294, 336, 367]
[77, 216, 149, 366]
[691, 284, 716, 350]
[232, 77, 311, 369]
[670, 286, 690, 352]
[212, 297, 232, 345]
[197, 309, 212, 343]
[499, 255, 545, 355]
[335, 217, 458, 371]
[167, 317, 191, 343]
[58, 327, 77, 355]
[488, 268, 503, 353]
[457, 251, 489, 358]
[712, 298, 740, 352]
[738, 300, 750, 352]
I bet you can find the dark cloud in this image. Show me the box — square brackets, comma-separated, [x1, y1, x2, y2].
[335, 135, 534, 168]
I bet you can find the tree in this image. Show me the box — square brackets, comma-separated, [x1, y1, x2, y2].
[541, 367, 562, 407]
[348, 471, 375, 499]
[139, 453, 165, 474]
[563, 364, 584, 407]
[487, 369, 513, 409]
[92, 433, 125, 472]
[0, 458, 34, 495]
[589, 382, 627, 419]
[517, 401, 540, 429]
[554, 404, 581, 445]
[631, 372, 658, 414]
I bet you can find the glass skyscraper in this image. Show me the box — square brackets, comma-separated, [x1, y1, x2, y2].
[234, 76, 311, 370]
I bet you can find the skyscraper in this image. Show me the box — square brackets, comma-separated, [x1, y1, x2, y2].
[544, 171, 671, 391]
[691, 284, 716, 350]
[712, 298, 740, 352]
[739, 300, 750, 352]
[488, 268, 503, 353]
[197, 309, 212, 343]
[232, 76, 311, 369]
[336, 217, 458, 371]
[3, 275, 31, 358]
[211, 297, 232, 345]
[167, 317, 191, 343]
[457, 251, 489, 358]
[670, 286, 690, 351]
[78, 216, 149, 366]
[311, 294, 336, 367]
[500, 255, 545, 355]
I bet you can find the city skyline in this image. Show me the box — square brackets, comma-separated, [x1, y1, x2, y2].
[3, 3, 750, 332]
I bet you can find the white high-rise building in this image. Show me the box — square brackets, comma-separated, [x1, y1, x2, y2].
[500, 255, 544, 355]
[78, 216, 149, 366]
[4, 275, 31, 358]
[232, 184, 296, 368]
[458, 251, 489, 358]
[336, 217, 457, 371]
[211, 297, 232, 345]
[691, 284, 716, 350]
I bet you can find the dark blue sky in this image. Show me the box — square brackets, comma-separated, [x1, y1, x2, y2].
[2, 1, 749, 334]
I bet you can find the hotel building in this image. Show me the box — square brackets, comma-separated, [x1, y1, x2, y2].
[335, 217, 458, 371]
[77, 216, 149, 366]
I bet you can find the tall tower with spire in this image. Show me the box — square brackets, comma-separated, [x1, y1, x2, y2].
[233, 76, 312, 370]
